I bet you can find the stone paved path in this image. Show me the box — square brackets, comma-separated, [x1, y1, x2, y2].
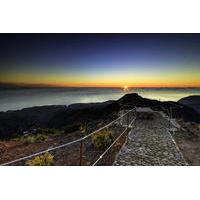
[113, 111, 187, 166]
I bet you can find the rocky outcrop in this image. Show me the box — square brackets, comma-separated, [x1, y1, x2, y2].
[178, 95, 200, 113]
[112, 93, 200, 123]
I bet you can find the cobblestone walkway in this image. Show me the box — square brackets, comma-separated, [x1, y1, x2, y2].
[113, 111, 188, 166]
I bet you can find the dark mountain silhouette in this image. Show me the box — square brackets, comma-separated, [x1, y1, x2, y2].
[178, 95, 200, 113]
[0, 93, 200, 139]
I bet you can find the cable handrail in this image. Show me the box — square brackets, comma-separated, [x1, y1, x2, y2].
[92, 116, 136, 166]
[1, 107, 136, 166]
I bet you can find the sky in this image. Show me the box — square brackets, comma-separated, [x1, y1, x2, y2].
[0, 33, 200, 88]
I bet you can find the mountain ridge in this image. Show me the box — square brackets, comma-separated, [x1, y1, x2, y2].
[0, 93, 200, 139]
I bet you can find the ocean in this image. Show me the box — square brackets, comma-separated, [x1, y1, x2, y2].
[0, 87, 200, 112]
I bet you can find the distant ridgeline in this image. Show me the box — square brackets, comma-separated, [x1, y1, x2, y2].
[0, 93, 200, 139]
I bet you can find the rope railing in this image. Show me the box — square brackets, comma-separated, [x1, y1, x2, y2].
[1, 107, 136, 166]
[92, 116, 136, 166]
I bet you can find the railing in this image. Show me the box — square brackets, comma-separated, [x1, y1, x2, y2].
[1, 108, 136, 166]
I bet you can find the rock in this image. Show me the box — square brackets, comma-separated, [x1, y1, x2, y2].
[163, 152, 168, 156]
[178, 95, 200, 113]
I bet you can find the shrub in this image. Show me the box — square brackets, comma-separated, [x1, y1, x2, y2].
[80, 124, 87, 135]
[23, 134, 48, 144]
[24, 135, 36, 143]
[37, 128, 60, 135]
[92, 130, 114, 150]
[26, 152, 54, 166]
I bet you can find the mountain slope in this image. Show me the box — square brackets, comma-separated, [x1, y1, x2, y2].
[178, 95, 200, 113]
[0, 93, 200, 139]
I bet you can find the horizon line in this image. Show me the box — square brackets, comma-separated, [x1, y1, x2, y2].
[0, 82, 200, 89]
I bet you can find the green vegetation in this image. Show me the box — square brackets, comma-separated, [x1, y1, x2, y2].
[23, 134, 48, 144]
[4, 123, 89, 144]
[12, 128, 62, 143]
[2, 124, 86, 142]
[92, 130, 114, 150]
[37, 128, 60, 136]
[80, 124, 87, 136]
[26, 152, 54, 166]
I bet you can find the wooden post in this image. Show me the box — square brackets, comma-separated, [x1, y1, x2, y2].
[79, 141, 83, 166]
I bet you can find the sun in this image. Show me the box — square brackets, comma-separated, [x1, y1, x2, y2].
[123, 85, 129, 91]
